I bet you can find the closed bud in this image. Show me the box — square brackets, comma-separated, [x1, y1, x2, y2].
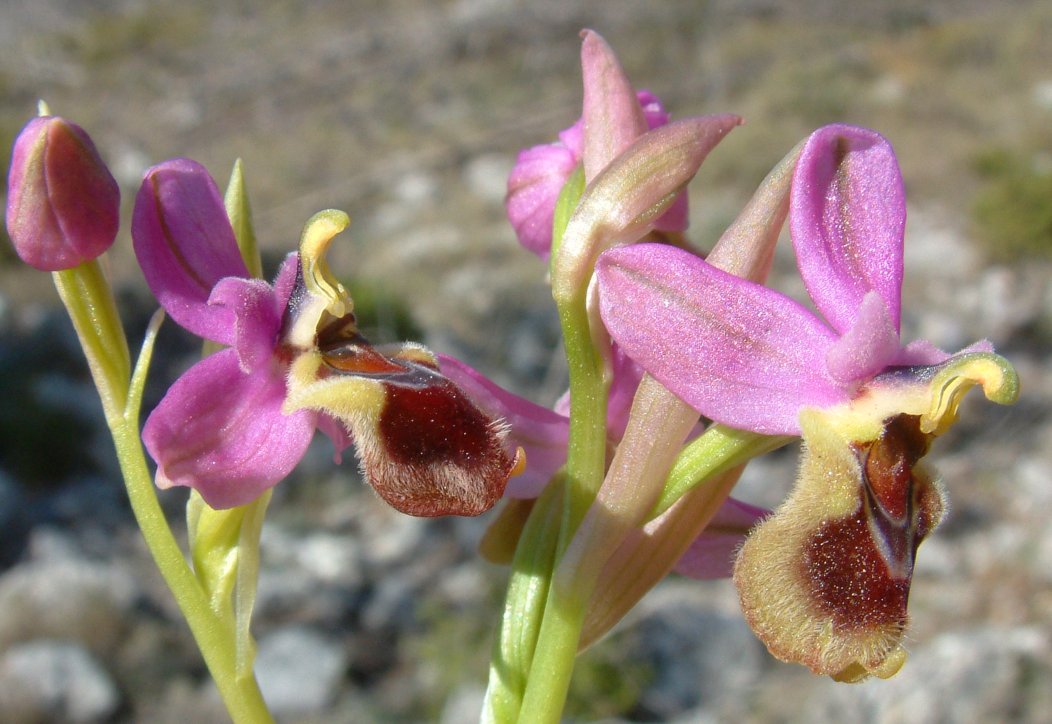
[6, 116, 120, 271]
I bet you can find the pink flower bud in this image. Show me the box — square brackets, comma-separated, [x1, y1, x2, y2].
[6, 116, 120, 271]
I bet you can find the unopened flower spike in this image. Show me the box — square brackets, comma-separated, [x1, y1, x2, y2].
[596, 123, 1019, 681]
[552, 115, 740, 305]
[135, 160, 519, 516]
[481, 29, 746, 574]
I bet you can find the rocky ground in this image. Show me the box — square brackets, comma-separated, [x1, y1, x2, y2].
[1, 1, 1050, 722]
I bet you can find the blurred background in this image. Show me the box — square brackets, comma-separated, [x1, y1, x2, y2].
[1, 0, 1049, 721]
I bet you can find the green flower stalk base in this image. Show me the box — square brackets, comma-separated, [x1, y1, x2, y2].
[53, 263, 274, 724]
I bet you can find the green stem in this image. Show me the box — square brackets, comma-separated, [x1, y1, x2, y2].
[125, 313, 271, 722]
[53, 264, 272, 723]
[53, 263, 130, 420]
[483, 479, 564, 722]
[514, 291, 608, 722]
[515, 584, 588, 724]
[555, 297, 610, 551]
[109, 415, 272, 723]
[548, 165, 606, 552]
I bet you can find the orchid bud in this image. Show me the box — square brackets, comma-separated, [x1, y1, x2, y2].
[505, 30, 690, 261]
[552, 115, 740, 304]
[6, 116, 120, 271]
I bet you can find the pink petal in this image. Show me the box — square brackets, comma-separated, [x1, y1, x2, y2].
[143, 349, 315, 508]
[554, 115, 741, 302]
[637, 89, 670, 128]
[558, 120, 584, 157]
[791, 124, 905, 335]
[505, 142, 579, 259]
[674, 497, 768, 579]
[579, 29, 647, 182]
[132, 158, 249, 343]
[506, 66, 687, 261]
[562, 88, 672, 164]
[825, 291, 902, 384]
[438, 354, 569, 498]
[896, 338, 991, 367]
[208, 277, 282, 373]
[271, 252, 300, 306]
[606, 344, 646, 441]
[596, 243, 848, 436]
[579, 31, 690, 227]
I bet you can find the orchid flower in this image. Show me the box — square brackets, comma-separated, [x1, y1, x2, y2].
[596, 124, 1019, 681]
[133, 158, 517, 516]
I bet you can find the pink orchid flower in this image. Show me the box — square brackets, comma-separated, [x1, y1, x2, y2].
[133, 159, 517, 516]
[596, 124, 1019, 680]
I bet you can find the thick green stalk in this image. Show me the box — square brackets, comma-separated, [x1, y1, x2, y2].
[508, 169, 609, 721]
[515, 117, 743, 719]
[555, 296, 610, 549]
[547, 163, 607, 542]
[514, 292, 607, 724]
[518, 378, 695, 723]
[557, 377, 698, 587]
[515, 584, 588, 723]
[482, 479, 564, 722]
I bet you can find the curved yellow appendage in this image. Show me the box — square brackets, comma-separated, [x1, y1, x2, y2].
[300, 209, 353, 318]
[921, 352, 1019, 435]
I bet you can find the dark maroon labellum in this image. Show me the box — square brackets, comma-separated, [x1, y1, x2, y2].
[317, 314, 515, 517]
[802, 414, 940, 633]
[370, 375, 514, 516]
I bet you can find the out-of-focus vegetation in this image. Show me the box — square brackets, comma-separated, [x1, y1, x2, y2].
[971, 148, 1052, 261]
[342, 278, 423, 344]
[410, 589, 654, 721]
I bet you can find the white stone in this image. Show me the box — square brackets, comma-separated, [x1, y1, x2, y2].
[255, 626, 348, 716]
[0, 640, 120, 723]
